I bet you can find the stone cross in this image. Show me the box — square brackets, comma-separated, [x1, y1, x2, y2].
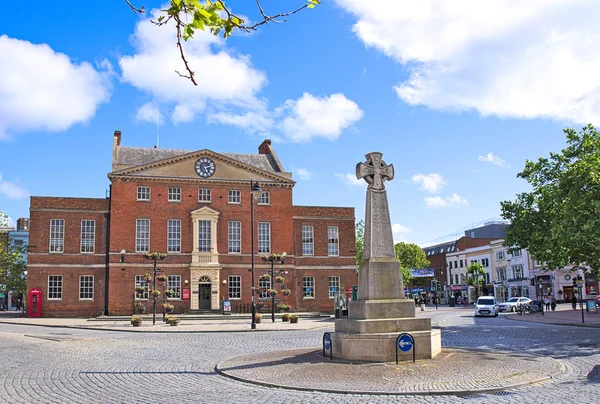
[356, 152, 394, 191]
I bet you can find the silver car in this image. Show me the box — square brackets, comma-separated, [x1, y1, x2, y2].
[474, 297, 498, 317]
[497, 297, 532, 312]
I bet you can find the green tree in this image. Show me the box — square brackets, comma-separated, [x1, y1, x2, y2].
[0, 212, 27, 306]
[466, 262, 486, 298]
[394, 242, 430, 287]
[355, 220, 364, 272]
[501, 125, 600, 279]
[126, 0, 320, 85]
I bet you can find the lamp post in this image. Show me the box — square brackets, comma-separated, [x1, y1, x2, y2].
[142, 252, 167, 325]
[267, 254, 286, 322]
[506, 258, 511, 301]
[250, 180, 262, 330]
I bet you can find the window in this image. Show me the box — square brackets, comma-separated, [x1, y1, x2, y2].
[454, 274, 459, 284]
[198, 220, 211, 252]
[497, 267, 507, 281]
[303, 276, 315, 298]
[328, 226, 339, 256]
[228, 190, 241, 204]
[49, 219, 64, 253]
[259, 277, 271, 299]
[135, 275, 149, 300]
[228, 275, 241, 299]
[48, 275, 63, 299]
[137, 186, 150, 201]
[258, 191, 270, 205]
[167, 275, 181, 299]
[482, 258, 489, 267]
[80, 220, 95, 253]
[136, 219, 150, 252]
[79, 275, 94, 300]
[512, 249, 522, 257]
[228, 221, 241, 253]
[258, 222, 271, 253]
[301, 225, 313, 256]
[454, 261, 458, 269]
[512, 264, 524, 279]
[328, 276, 340, 299]
[198, 188, 211, 203]
[168, 187, 181, 201]
[459, 259, 463, 268]
[496, 251, 505, 260]
[167, 219, 181, 253]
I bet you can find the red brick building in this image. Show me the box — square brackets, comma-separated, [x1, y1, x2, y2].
[27, 131, 356, 317]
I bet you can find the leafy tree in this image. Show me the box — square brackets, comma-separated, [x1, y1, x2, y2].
[501, 125, 600, 279]
[0, 212, 27, 305]
[126, 0, 321, 85]
[466, 262, 486, 298]
[355, 219, 364, 271]
[394, 242, 430, 287]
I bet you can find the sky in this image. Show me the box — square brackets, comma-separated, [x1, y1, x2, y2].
[1, 0, 598, 246]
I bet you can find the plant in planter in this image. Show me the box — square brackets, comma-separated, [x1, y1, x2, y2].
[143, 273, 153, 282]
[162, 303, 175, 313]
[150, 289, 161, 297]
[131, 315, 143, 326]
[289, 315, 299, 323]
[275, 276, 285, 283]
[261, 252, 287, 262]
[281, 313, 290, 322]
[165, 315, 180, 326]
[135, 286, 147, 295]
[277, 303, 289, 312]
[283, 289, 292, 296]
[142, 252, 167, 260]
[164, 289, 175, 298]
[134, 302, 147, 314]
[267, 289, 278, 297]
[258, 274, 270, 282]
[156, 274, 167, 282]
[255, 314, 262, 323]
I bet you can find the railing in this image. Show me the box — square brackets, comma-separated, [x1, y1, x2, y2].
[191, 252, 219, 265]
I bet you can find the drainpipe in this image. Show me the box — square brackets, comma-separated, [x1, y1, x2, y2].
[104, 184, 112, 316]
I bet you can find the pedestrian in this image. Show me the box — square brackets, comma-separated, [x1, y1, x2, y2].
[15, 299, 20, 311]
[544, 296, 551, 311]
[464, 296, 469, 306]
[571, 294, 577, 310]
[551, 296, 556, 311]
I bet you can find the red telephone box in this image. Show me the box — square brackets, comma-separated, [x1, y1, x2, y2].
[29, 288, 42, 318]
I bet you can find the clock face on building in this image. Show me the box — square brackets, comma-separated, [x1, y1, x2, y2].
[195, 158, 216, 178]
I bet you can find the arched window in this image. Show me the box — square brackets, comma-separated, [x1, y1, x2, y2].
[199, 276, 211, 283]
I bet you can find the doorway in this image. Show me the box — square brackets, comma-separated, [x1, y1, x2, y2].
[199, 283, 211, 309]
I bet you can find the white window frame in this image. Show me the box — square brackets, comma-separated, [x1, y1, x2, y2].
[259, 277, 271, 299]
[302, 225, 313, 256]
[228, 275, 241, 299]
[512, 249, 522, 257]
[257, 191, 270, 205]
[328, 226, 339, 256]
[168, 187, 181, 202]
[303, 276, 315, 299]
[496, 251, 505, 260]
[198, 220, 211, 252]
[228, 190, 241, 204]
[167, 219, 181, 253]
[258, 222, 271, 254]
[137, 186, 151, 201]
[135, 275, 149, 300]
[80, 220, 95, 253]
[198, 188, 211, 203]
[49, 219, 65, 253]
[167, 275, 181, 299]
[79, 275, 94, 300]
[48, 275, 63, 300]
[328, 276, 340, 299]
[228, 221, 241, 254]
[136, 219, 150, 252]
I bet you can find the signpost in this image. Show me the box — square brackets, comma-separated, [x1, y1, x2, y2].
[323, 332, 332, 359]
[396, 333, 416, 364]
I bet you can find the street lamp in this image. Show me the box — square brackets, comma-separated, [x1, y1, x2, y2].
[142, 252, 167, 325]
[250, 180, 262, 330]
[506, 258, 511, 301]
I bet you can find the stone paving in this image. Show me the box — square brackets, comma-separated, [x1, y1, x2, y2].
[0, 308, 599, 403]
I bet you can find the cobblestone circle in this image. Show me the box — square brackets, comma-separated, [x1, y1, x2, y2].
[1, 310, 599, 403]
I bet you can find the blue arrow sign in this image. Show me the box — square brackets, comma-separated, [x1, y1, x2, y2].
[324, 334, 331, 350]
[398, 334, 413, 352]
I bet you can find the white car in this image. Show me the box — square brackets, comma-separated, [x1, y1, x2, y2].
[497, 297, 532, 312]
[474, 297, 498, 317]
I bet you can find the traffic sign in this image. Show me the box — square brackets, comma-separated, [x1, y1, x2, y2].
[324, 334, 331, 350]
[398, 334, 413, 352]
[323, 332, 332, 359]
[576, 280, 585, 288]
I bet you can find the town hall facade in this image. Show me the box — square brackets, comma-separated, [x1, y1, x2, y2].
[26, 131, 356, 317]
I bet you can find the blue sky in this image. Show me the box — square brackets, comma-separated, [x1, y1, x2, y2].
[1, 1, 597, 246]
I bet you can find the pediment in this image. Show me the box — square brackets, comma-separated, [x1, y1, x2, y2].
[109, 149, 293, 185]
[191, 206, 220, 216]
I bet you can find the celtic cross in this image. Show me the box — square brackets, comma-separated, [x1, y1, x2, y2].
[355, 152, 394, 190]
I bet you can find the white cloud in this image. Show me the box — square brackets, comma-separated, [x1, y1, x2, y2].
[0, 35, 111, 139]
[119, 6, 267, 125]
[478, 152, 508, 167]
[208, 110, 274, 135]
[295, 168, 313, 180]
[279, 93, 363, 143]
[392, 223, 412, 242]
[335, 0, 600, 124]
[136, 103, 165, 124]
[424, 193, 468, 208]
[0, 173, 29, 200]
[335, 172, 365, 187]
[412, 173, 446, 193]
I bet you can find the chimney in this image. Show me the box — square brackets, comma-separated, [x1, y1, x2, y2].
[114, 130, 122, 147]
[17, 218, 29, 231]
[258, 139, 272, 155]
[112, 130, 122, 171]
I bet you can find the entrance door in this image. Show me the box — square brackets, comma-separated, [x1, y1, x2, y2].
[199, 283, 211, 309]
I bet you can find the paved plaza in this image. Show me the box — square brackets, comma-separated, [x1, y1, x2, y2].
[0, 307, 599, 403]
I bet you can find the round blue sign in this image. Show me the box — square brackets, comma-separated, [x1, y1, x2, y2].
[324, 334, 331, 350]
[398, 334, 413, 352]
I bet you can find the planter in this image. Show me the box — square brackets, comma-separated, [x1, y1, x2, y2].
[281, 314, 290, 322]
[131, 321, 142, 327]
[255, 316, 262, 323]
[290, 316, 299, 324]
[169, 321, 179, 326]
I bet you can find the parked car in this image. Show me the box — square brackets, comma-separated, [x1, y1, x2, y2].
[497, 297, 532, 312]
[474, 296, 498, 317]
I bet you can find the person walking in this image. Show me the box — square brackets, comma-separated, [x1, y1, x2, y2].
[571, 294, 577, 310]
[544, 296, 551, 311]
[551, 296, 556, 311]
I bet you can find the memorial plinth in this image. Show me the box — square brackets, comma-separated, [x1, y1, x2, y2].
[332, 152, 441, 362]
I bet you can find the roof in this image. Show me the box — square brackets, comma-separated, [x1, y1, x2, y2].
[114, 147, 282, 173]
[423, 241, 456, 257]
